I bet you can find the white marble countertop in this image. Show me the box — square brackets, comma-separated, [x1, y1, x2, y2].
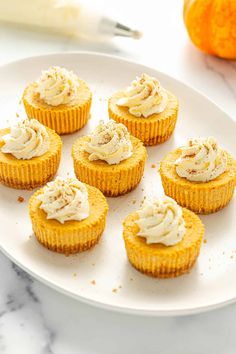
[0, 1, 236, 353]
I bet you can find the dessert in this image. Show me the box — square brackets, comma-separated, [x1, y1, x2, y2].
[108, 73, 179, 145]
[29, 177, 108, 254]
[160, 137, 236, 214]
[23, 66, 92, 135]
[123, 196, 204, 278]
[72, 120, 147, 197]
[0, 118, 62, 189]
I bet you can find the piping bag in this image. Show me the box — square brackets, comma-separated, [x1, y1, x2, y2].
[0, 0, 142, 40]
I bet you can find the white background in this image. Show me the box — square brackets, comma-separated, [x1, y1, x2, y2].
[0, 1, 236, 353]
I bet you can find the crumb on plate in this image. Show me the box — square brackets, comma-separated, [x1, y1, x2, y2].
[17, 196, 24, 203]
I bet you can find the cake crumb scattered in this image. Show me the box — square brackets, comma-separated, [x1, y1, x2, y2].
[132, 200, 136, 204]
[16, 113, 19, 118]
[112, 288, 117, 293]
[73, 272, 77, 277]
[91, 280, 96, 285]
[92, 263, 95, 266]
[151, 164, 156, 168]
[118, 285, 122, 289]
[231, 255, 234, 259]
[141, 188, 144, 192]
[130, 278, 133, 281]
[17, 196, 24, 203]
[203, 239, 207, 244]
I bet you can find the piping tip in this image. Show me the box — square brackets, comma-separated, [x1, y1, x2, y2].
[130, 29, 143, 40]
[114, 22, 142, 39]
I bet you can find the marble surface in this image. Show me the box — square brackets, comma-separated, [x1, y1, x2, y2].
[0, 1, 236, 353]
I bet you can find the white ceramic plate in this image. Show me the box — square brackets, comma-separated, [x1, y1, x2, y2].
[1, 52, 236, 316]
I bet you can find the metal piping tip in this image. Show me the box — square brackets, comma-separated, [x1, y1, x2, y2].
[130, 29, 143, 39]
[114, 22, 142, 39]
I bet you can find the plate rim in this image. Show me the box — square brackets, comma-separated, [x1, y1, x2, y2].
[2, 50, 235, 128]
[1, 51, 236, 316]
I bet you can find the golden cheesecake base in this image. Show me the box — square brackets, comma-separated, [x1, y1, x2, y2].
[108, 90, 178, 146]
[160, 149, 236, 214]
[29, 183, 108, 254]
[72, 135, 147, 197]
[0, 127, 62, 190]
[123, 208, 204, 278]
[23, 79, 92, 135]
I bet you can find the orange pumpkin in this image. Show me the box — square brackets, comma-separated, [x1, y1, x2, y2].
[184, 0, 236, 59]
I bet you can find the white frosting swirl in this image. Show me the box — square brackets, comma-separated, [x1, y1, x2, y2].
[116, 73, 168, 118]
[37, 177, 89, 224]
[36, 66, 79, 106]
[84, 120, 133, 165]
[175, 137, 227, 182]
[136, 197, 185, 246]
[1, 118, 50, 160]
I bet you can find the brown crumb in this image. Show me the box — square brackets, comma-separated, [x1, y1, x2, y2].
[132, 200, 136, 204]
[17, 196, 24, 203]
[73, 272, 77, 277]
[118, 285, 122, 289]
[92, 263, 95, 266]
[151, 164, 156, 168]
[203, 239, 207, 244]
[141, 188, 144, 192]
[91, 280, 96, 285]
[112, 288, 117, 293]
[67, 172, 70, 176]
[130, 278, 133, 281]
[16, 113, 19, 118]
